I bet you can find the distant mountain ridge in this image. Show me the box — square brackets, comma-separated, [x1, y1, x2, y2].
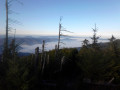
[0, 36, 74, 54]
[0, 36, 58, 46]
[0, 35, 112, 54]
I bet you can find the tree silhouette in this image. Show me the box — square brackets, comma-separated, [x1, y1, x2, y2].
[82, 39, 89, 48]
[91, 24, 100, 49]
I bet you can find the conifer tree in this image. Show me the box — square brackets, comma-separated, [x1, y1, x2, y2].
[109, 35, 119, 57]
[91, 24, 100, 49]
[82, 39, 89, 48]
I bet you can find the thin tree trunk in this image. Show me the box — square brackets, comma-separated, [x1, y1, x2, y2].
[5, 0, 8, 52]
[35, 47, 39, 70]
[58, 21, 61, 50]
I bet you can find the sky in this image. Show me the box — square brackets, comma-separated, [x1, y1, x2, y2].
[0, 0, 120, 37]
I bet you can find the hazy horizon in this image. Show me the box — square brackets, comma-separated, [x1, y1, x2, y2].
[0, 33, 120, 39]
[0, 35, 109, 53]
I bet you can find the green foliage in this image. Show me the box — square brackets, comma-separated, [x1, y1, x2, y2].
[6, 57, 31, 90]
[77, 42, 120, 83]
[1, 37, 120, 90]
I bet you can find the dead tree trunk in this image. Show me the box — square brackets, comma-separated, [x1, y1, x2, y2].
[42, 52, 46, 75]
[5, 0, 9, 55]
[42, 40, 45, 54]
[35, 47, 39, 70]
[41, 40, 45, 64]
[58, 20, 61, 50]
[57, 17, 73, 50]
[60, 56, 65, 71]
[41, 40, 46, 75]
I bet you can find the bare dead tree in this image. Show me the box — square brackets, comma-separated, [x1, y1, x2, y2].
[42, 40, 45, 55]
[58, 17, 62, 50]
[56, 17, 74, 71]
[5, 0, 9, 53]
[41, 40, 45, 64]
[41, 40, 46, 75]
[42, 52, 46, 74]
[60, 56, 65, 71]
[4, 0, 22, 58]
[57, 17, 73, 50]
[35, 47, 39, 69]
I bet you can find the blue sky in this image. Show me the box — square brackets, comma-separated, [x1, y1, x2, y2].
[0, 0, 120, 37]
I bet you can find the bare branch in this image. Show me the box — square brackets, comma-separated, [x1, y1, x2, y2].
[60, 34, 69, 37]
[61, 30, 74, 33]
